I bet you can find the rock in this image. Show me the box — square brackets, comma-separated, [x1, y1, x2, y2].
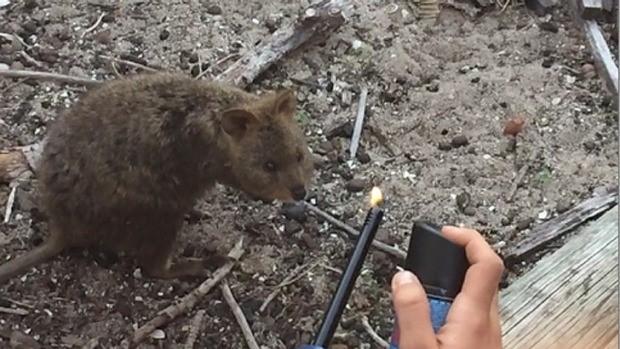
[501, 216, 512, 226]
[94, 29, 112, 45]
[149, 329, 165, 340]
[581, 63, 596, 79]
[190, 65, 200, 77]
[301, 233, 319, 249]
[159, 29, 170, 40]
[102, 13, 115, 23]
[284, 221, 303, 234]
[541, 58, 554, 68]
[463, 206, 476, 216]
[470, 76, 480, 83]
[21, 21, 37, 35]
[516, 217, 534, 231]
[356, 149, 371, 164]
[539, 21, 559, 33]
[280, 202, 307, 223]
[37, 47, 59, 63]
[326, 121, 353, 139]
[188, 52, 199, 64]
[456, 191, 471, 211]
[265, 17, 280, 33]
[451, 134, 469, 148]
[205, 4, 223, 15]
[426, 81, 439, 92]
[555, 199, 571, 213]
[316, 140, 334, 155]
[438, 141, 452, 151]
[0, 63, 8, 70]
[346, 178, 368, 192]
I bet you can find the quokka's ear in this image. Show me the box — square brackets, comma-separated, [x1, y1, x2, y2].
[273, 89, 297, 117]
[221, 108, 259, 139]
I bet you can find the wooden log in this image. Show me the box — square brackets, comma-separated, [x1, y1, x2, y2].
[500, 205, 618, 349]
[216, 0, 350, 87]
[502, 190, 618, 263]
[569, 0, 619, 107]
[578, 0, 606, 20]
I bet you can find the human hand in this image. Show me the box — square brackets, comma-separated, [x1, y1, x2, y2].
[391, 226, 504, 349]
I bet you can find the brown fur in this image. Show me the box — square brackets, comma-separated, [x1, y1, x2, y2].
[0, 73, 313, 282]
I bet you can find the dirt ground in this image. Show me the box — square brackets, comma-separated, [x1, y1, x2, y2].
[0, 0, 618, 348]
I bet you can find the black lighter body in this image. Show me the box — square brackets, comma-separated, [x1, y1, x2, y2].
[389, 221, 469, 348]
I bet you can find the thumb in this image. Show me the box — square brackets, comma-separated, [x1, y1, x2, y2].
[391, 271, 437, 349]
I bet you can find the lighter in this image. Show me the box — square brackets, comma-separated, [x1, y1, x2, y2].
[389, 221, 469, 348]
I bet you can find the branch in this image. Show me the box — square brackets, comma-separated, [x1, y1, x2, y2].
[259, 260, 321, 313]
[349, 86, 369, 159]
[303, 202, 406, 259]
[183, 309, 206, 349]
[0, 69, 102, 87]
[130, 239, 244, 346]
[361, 316, 389, 348]
[220, 282, 260, 349]
[216, 0, 350, 87]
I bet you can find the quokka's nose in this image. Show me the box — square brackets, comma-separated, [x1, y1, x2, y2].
[291, 186, 307, 201]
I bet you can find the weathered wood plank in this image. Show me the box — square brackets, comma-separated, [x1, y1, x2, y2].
[502, 191, 618, 263]
[579, 0, 606, 20]
[500, 205, 618, 349]
[569, 0, 619, 106]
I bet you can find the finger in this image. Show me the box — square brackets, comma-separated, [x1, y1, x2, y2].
[441, 226, 505, 310]
[391, 271, 437, 349]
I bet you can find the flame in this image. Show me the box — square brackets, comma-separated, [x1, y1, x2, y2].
[370, 187, 383, 207]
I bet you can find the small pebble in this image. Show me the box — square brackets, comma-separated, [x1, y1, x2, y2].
[150, 329, 166, 340]
[516, 217, 534, 231]
[284, 221, 303, 234]
[539, 22, 559, 33]
[356, 150, 371, 164]
[538, 210, 549, 220]
[190, 65, 200, 77]
[345, 178, 368, 192]
[463, 207, 476, 216]
[455, 191, 470, 211]
[470, 76, 480, 83]
[426, 82, 439, 92]
[159, 29, 170, 40]
[556, 199, 571, 213]
[206, 4, 223, 15]
[188, 52, 199, 64]
[542, 58, 554, 68]
[438, 141, 452, 151]
[280, 202, 307, 223]
[451, 134, 469, 148]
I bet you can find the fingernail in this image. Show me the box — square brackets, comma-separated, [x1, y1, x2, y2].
[394, 271, 419, 288]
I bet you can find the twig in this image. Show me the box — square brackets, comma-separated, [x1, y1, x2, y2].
[0, 69, 102, 87]
[361, 316, 389, 348]
[130, 239, 244, 346]
[506, 149, 542, 202]
[303, 202, 406, 259]
[183, 309, 206, 349]
[99, 55, 159, 73]
[216, 0, 350, 87]
[220, 282, 260, 349]
[0, 306, 29, 316]
[195, 53, 241, 80]
[349, 86, 369, 159]
[320, 263, 343, 275]
[18, 51, 44, 69]
[0, 297, 34, 309]
[81, 13, 106, 38]
[259, 260, 321, 313]
[3, 184, 17, 223]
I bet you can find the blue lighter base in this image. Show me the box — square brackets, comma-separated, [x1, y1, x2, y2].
[388, 295, 453, 349]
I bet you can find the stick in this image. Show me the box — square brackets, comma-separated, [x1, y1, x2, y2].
[506, 149, 541, 202]
[303, 202, 406, 259]
[3, 185, 17, 223]
[220, 282, 260, 349]
[0, 69, 102, 87]
[183, 309, 206, 349]
[349, 86, 368, 159]
[18, 51, 44, 69]
[361, 316, 389, 348]
[0, 306, 29, 316]
[259, 260, 321, 313]
[81, 13, 106, 38]
[502, 191, 618, 263]
[130, 239, 244, 346]
[216, 0, 350, 87]
[99, 55, 160, 73]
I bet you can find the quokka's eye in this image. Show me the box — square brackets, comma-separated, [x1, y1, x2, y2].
[264, 161, 276, 172]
